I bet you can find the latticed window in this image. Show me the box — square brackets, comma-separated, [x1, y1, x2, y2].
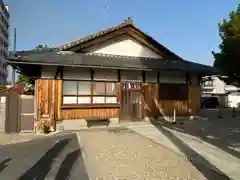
[62, 81, 117, 105]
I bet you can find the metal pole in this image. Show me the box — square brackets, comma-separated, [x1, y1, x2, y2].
[218, 106, 222, 119]
[11, 28, 16, 86]
[172, 108, 176, 124]
[232, 107, 236, 117]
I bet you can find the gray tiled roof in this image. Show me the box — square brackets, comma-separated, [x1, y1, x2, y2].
[7, 52, 219, 75]
[8, 18, 136, 56]
[11, 17, 183, 61]
[56, 17, 135, 51]
[7, 17, 220, 76]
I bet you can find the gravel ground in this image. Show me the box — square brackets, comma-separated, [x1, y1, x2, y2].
[79, 127, 207, 180]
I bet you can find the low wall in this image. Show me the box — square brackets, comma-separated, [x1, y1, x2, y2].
[199, 108, 240, 118]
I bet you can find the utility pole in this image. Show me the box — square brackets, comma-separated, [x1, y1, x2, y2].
[12, 28, 16, 86]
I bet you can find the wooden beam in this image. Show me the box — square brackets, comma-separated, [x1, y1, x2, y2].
[60, 66, 63, 79]
[117, 69, 121, 82]
[54, 66, 61, 79]
[186, 73, 190, 84]
[90, 68, 94, 103]
[142, 71, 146, 83]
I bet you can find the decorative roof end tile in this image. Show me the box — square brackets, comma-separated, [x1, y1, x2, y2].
[124, 17, 133, 25]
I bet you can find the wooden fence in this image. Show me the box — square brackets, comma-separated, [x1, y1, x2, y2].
[0, 91, 35, 133]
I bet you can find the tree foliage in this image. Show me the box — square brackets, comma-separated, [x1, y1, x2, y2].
[17, 44, 48, 84]
[17, 71, 35, 84]
[213, 11, 240, 85]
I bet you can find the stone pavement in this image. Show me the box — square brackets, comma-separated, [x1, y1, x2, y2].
[126, 123, 240, 180]
[79, 127, 228, 180]
[0, 133, 89, 180]
[0, 133, 39, 145]
[0, 131, 62, 145]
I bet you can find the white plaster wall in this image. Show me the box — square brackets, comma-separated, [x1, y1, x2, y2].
[62, 67, 119, 81]
[121, 70, 143, 82]
[41, 66, 58, 78]
[94, 68, 118, 81]
[41, 66, 188, 85]
[90, 38, 162, 58]
[159, 71, 186, 84]
[146, 71, 158, 83]
[63, 67, 91, 80]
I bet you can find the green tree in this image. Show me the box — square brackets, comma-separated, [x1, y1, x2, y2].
[17, 71, 35, 84]
[17, 44, 48, 84]
[213, 9, 240, 85]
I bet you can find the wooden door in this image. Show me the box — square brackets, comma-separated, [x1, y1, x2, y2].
[120, 82, 143, 120]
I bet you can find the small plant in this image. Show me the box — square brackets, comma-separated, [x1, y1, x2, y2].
[0, 84, 6, 91]
[41, 119, 51, 134]
[42, 124, 50, 134]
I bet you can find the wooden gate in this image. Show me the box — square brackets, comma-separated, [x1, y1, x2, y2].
[19, 95, 35, 132]
[0, 91, 20, 133]
[120, 82, 143, 120]
[0, 91, 35, 133]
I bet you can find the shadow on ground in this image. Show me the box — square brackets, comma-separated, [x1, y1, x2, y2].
[55, 148, 89, 180]
[0, 158, 11, 173]
[152, 117, 240, 160]
[17, 138, 71, 180]
[151, 120, 231, 180]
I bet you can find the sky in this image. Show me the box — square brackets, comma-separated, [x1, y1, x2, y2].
[4, 0, 238, 82]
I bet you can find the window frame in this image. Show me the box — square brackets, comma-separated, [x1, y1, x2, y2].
[62, 80, 118, 106]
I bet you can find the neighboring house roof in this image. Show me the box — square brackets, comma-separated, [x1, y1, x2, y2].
[8, 52, 219, 75]
[1, 83, 26, 94]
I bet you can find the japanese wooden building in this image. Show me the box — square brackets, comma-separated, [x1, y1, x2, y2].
[7, 17, 218, 130]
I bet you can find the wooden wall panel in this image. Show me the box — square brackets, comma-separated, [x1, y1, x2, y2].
[36, 79, 50, 118]
[36, 79, 60, 121]
[61, 108, 120, 120]
[56, 80, 62, 120]
[142, 84, 201, 117]
[35, 78, 200, 123]
[142, 83, 159, 117]
[188, 85, 201, 116]
[36, 79, 120, 121]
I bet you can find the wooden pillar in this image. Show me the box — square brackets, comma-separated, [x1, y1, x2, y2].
[35, 79, 60, 132]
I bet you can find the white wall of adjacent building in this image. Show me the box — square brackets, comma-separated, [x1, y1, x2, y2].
[202, 76, 240, 108]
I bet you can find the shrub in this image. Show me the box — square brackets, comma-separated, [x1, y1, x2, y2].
[42, 124, 50, 134]
[41, 119, 51, 134]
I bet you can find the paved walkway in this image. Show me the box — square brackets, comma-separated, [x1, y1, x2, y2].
[0, 133, 38, 145]
[0, 133, 89, 180]
[126, 123, 240, 180]
[0, 131, 61, 145]
[79, 127, 229, 180]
